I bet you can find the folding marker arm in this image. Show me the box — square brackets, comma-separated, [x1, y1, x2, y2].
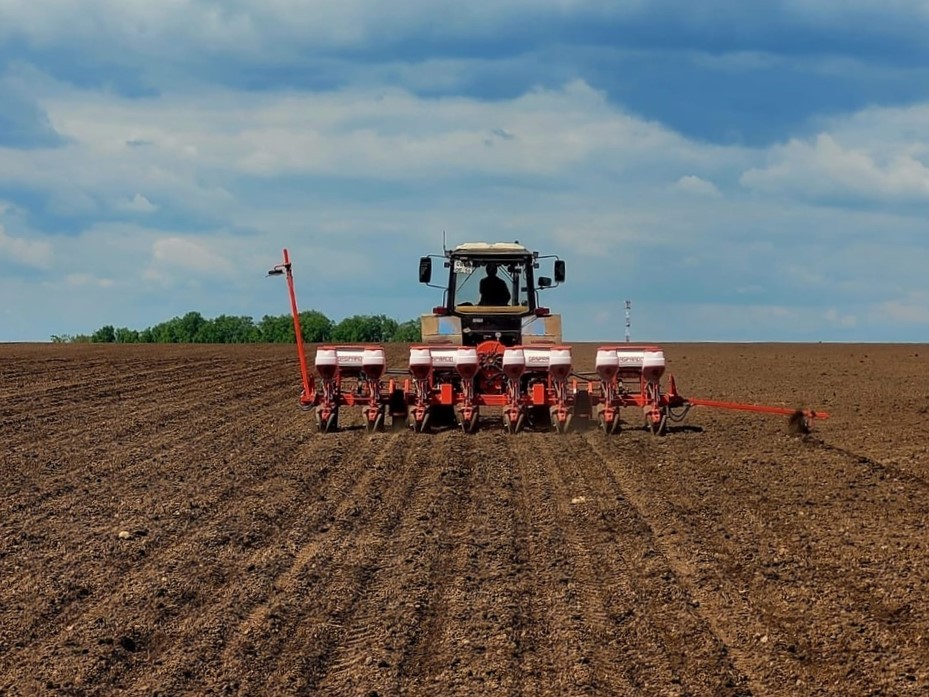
[268, 248, 316, 405]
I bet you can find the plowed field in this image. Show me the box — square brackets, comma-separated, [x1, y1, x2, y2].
[2, 342, 928, 696]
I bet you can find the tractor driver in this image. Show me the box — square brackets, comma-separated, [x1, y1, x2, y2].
[478, 263, 511, 306]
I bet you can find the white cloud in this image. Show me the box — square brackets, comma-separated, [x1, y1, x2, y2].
[115, 193, 158, 213]
[824, 307, 858, 328]
[674, 174, 722, 197]
[0, 0, 626, 58]
[741, 132, 929, 202]
[149, 236, 235, 277]
[2, 0, 927, 53]
[0, 78, 721, 230]
[0, 223, 52, 268]
[65, 273, 115, 288]
[874, 293, 929, 324]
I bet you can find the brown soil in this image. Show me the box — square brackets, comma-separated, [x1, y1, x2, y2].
[1, 342, 928, 696]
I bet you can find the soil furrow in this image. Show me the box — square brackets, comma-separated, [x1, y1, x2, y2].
[0, 375, 302, 683]
[589, 426, 929, 695]
[193, 432, 434, 693]
[531, 432, 752, 695]
[310, 431, 482, 695]
[394, 429, 528, 696]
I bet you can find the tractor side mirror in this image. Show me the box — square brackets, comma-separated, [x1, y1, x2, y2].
[419, 257, 432, 284]
[538, 277, 552, 288]
[554, 260, 565, 283]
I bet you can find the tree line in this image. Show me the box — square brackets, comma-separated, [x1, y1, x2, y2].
[51, 310, 422, 344]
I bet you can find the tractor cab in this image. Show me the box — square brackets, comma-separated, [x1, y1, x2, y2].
[418, 241, 566, 347]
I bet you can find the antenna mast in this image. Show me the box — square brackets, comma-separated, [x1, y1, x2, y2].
[625, 300, 631, 343]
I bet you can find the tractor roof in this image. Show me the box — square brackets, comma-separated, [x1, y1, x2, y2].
[451, 242, 529, 255]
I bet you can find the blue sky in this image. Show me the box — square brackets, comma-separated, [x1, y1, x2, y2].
[2, 0, 928, 342]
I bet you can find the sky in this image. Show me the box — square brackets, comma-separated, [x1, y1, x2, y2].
[1, 0, 928, 342]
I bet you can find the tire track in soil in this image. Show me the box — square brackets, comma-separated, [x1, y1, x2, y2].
[1, 357, 288, 516]
[807, 435, 929, 493]
[585, 429, 784, 696]
[310, 431, 487, 697]
[1, 434, 302, 691]
[0, 379, 306, 692]
[1, 361, 269, 454]
[513, 432, 749, 695]
[0, 370, 295, 648]
[391, 430, 531, 696]
[0, 358, 219, 409]
[201, 432, 450, 695]
[586, 428, 929, 695]
[503, 431, 637, 696]
[123, 431, 411, 695]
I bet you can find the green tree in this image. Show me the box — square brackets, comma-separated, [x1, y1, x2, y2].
[196, 315, 260, 343]
[259, 314, 295, 343]
[91, 325, 116, 343]
[60, 309, 423, 344]
[297, 310, 334, 343]
[115, 327, 140, 343]
[150, 317, 185, 343]
[179, 311, 206, 342]
[391, 319, 421, 343]
[332, 314, 398, 343]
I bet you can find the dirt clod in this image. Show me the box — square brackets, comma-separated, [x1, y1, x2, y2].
[788, 410, 810, 435]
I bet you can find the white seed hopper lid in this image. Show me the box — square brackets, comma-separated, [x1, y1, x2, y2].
[362, 347, 386, 365]
[455, 347, 479, 365]
[409, 347, 433, 365]
[502, 348, 526, 366]
[315, 347, 338, 366]
[596, 348, 619, 367]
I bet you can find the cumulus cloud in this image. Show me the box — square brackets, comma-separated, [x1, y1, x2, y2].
[824, 307, 858, 328]
[741, 133, 929, 201]
[115, 193, 158, 214]
[148, 236, 235, 279]
[674, 174, 722, 197]
[2, 1, 927, 55]
[2, 41, 929, 341]
[0, 78, 706, 229]
[65, 273, 115, 288]
[0, 223, 52, 268]
[0, 69, 62, 148]
[874, 293, 929, 324]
